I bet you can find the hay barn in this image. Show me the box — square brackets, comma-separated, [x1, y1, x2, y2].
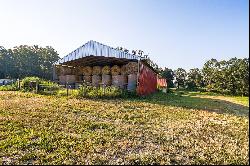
[53, 40, 163, 96]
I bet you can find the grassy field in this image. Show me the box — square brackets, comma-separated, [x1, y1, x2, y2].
[0, 90, 249, 165]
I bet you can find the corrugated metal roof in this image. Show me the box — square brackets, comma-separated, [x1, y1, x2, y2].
[56, 40, 139, 64]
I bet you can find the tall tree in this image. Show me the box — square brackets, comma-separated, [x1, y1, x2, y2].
[174, 68, 187, 89]
[186, 68, 203, 89]
[202, 58, 249, 96]
[160, 67, 175, 88]
[0, 45, 59, 80]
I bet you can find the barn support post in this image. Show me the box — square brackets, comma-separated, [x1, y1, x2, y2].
[136, 58, 140, 91]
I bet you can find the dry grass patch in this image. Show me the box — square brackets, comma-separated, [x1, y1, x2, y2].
[0, 91, 248, 165]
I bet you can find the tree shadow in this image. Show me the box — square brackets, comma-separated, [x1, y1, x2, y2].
[135, 91, 249, 117]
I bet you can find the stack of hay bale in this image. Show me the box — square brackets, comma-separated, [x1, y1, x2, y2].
[101, 66, 111, 86]
[82, 66, 92, 84]
[125, 62, 138, 91]
[111, 65, 127, 89]
[56, 61, 138, 90]
[92, 66, 102, 87]
[75, 66, 83, 82]
[57, 65, 77, 84]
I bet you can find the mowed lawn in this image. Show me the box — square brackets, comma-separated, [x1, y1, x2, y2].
[0, 91, 249, 165]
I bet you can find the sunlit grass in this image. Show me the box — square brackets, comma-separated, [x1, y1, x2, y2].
[0, 91, 248, 165]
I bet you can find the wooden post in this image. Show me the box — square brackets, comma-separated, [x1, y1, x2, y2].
[35, 80, 39, 94]
[137, 59, 140, 90]
[104, 85, 106, 96]
[17, 79, 20, 90]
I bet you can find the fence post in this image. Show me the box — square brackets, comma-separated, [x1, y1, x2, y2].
[17, 79, 20, 90]
[103, 85, 106, 96]
[66, 82, 69, 97]
[35, 80, 39, 94]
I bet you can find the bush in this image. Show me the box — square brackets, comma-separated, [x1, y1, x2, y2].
[21, 76, 42, 91]
[38, 81, 60, 92]
[77, 85, 138, 99]
[0, 83, 18, 91]
[20, 76, 60, 93]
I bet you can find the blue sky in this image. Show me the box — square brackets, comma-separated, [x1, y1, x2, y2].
[0, 0, 248, 70]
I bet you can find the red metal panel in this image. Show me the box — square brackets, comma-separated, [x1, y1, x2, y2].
[137, 62, 157, 96]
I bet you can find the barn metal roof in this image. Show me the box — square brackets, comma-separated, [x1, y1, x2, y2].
[56, 40, 139, 65]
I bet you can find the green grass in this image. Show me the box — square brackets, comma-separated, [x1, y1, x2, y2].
[0, 90, 248, 165]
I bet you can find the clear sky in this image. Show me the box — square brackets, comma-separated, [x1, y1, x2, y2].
[0, 0, 249, 70]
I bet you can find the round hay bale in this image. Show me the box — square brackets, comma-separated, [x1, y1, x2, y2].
[75, 67, 83, 75]
[92, 75, 101, 87]
[126, 62, 138, 74]
[112, 75, 127, 89]
[111, 65, 121, 75]
[127, 74, 137, 91]
[120, 65, 127, 75]
[102, 66, 111, 75]
[55, 65, 62, 75]
[82, 66, 92, 76]
[69, 67, 76, 75]
[59, 75, 66, 84]
[61, 66, 72, 75]
[92, 66, 102, 75]
[83, 76, 92, 83]
[65, 75, 77, 84]
[102, 74, 112, 86]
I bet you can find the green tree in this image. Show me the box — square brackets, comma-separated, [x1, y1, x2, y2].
[186, 68, 203, 90]
[202, 58, 249, 96]
[174, 68, 187, 89]
[0, 45, 59, 80]
[159, 67, 175, 88]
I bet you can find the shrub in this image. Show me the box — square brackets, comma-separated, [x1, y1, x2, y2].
[20, 76, 61, 94]
[0, 83, 18, 91]
[21, 76, 42, 91]
[77, 85, 138, 99]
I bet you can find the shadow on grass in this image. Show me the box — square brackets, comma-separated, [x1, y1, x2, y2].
[28, 88, 249, 117]
[137, 91, 249, 117]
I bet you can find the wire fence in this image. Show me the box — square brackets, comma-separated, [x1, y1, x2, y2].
[13, 80, 135, 98]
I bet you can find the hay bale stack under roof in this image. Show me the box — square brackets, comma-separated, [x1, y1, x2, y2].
[111, 65, 121, 75]
[69, 67, 76, 75]
[61, 66, 72, 75]
[82, 66, 92, 76]
[75, 66, 83, 75]
[83, 75, 92, 83]
[126, 62, 138, 74]
[55, 65, 62, 75]
[112, 75, 127, 89]
[102, 74, 112, 86]
[92, 66, 102, 75]
[120, 65, 127, 75]
[92, 75, 101, 87]
[102, 66, 111, 75]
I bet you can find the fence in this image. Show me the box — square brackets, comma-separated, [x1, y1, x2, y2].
[16, 80, 135, 98]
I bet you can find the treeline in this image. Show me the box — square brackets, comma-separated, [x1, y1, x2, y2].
[159, 57, 249, 96]
[0, 45, 60, 80]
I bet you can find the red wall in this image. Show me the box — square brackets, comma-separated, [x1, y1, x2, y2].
[137, 62, 157, 96]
